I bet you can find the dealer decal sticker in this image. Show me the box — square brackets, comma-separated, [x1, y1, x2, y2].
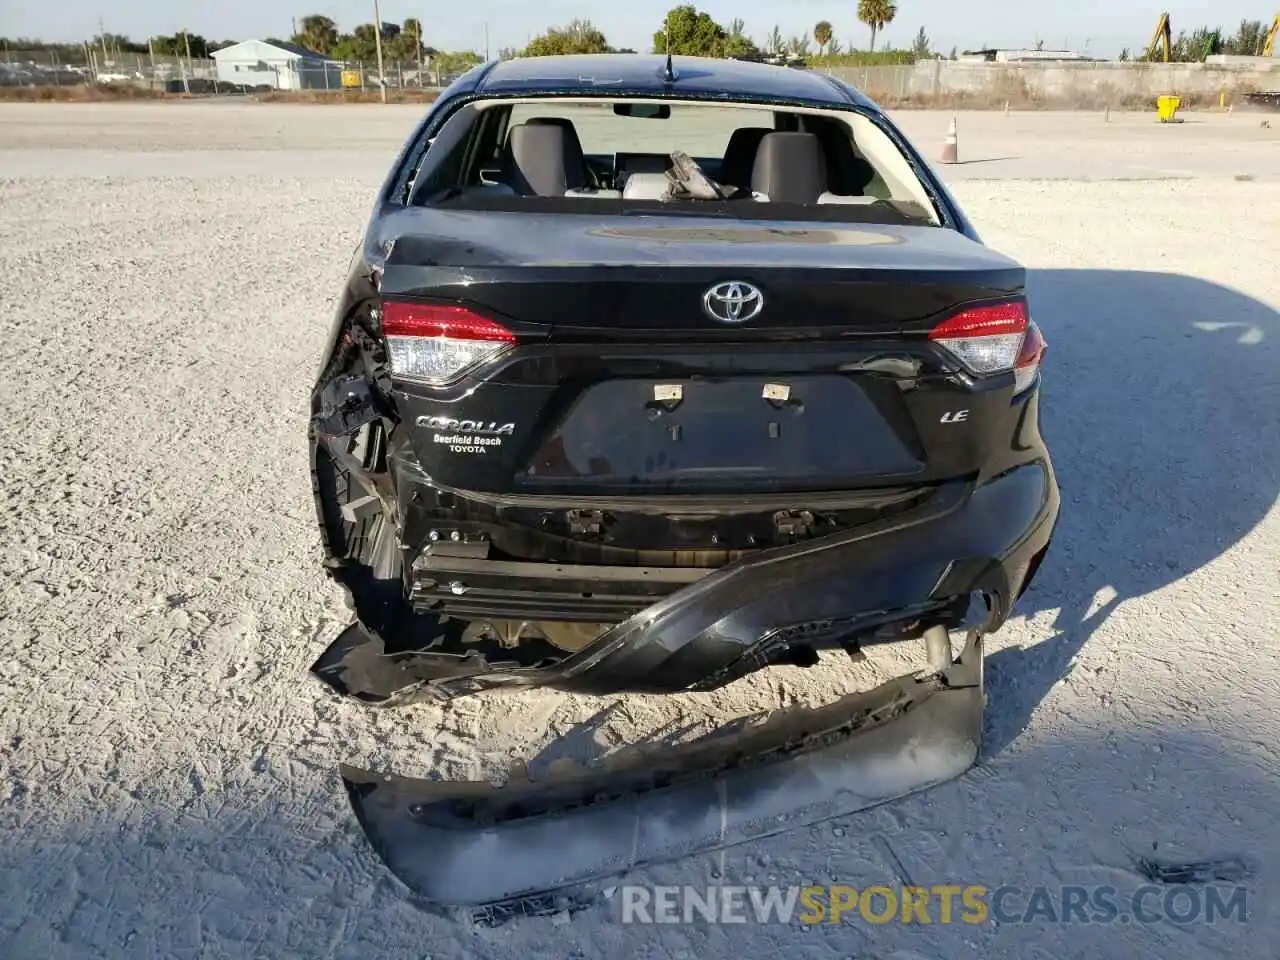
[417, 416, 516, 455]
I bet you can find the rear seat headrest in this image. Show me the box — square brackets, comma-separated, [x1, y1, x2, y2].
[500, 122, 588, 197]
[750, 132, 828, 205]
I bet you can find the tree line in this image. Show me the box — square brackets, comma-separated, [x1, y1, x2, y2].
[289, 16, 483, 76]
[506, 3, 913, 62]
[0, 4, 913, 68]
[3, 9, 1270, 69]
[1, 33, 235, 60]
[0, 21, 478, 74]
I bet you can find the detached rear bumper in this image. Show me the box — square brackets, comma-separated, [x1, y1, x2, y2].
[336, 463, 1054, 906]
[345, 630, 985, 907]
[325, 460, 1056, 701]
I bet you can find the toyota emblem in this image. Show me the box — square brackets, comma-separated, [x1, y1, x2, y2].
[702, 281, 764, 324]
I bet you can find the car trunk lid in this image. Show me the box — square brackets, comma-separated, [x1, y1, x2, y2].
[380, 210, 1025, 497]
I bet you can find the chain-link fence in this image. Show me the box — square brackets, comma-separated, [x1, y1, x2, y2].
[288, 59, 449, 91]
[1, 48, 452, 93]
[1, 50, 217, 90]
[5, 49, 1275, 105]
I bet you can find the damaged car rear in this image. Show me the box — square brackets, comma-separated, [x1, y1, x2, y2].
[309, 54, 1059, 906]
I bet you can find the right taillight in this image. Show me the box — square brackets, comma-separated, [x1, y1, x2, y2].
[381, 300, 516, 385]
[929, 299, 1044, 395]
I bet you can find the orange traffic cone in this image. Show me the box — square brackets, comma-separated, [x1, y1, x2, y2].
[940, 116, 959, 164]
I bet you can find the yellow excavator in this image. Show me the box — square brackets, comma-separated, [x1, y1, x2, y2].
[1144, 13, 1178, 122]
[1147, 12, 1276, 60]
[1146, 12, 1278, 116]
[1263, 14, 1279, 58]
[1146, 12, 1173, 62]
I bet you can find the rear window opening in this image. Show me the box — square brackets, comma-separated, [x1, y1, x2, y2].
[408, 97, 941, 226]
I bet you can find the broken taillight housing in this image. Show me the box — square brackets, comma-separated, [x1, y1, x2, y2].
[381, 300, 516, 385]
[929, 300, 1044, 394]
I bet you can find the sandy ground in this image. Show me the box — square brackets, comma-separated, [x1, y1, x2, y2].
[1, 104, 1278, 958]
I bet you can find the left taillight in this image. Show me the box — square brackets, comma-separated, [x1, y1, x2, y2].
[380, 300, 516, 385]
[928, 299, 1045, 395]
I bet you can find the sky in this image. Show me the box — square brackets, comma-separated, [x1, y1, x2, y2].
[4, 0, 1274, 59]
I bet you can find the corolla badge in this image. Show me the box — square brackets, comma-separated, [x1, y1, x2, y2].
[416, 416, 515, 436]
[702, 281, 764, 324]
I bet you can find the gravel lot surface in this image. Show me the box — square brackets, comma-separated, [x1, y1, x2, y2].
[1, 104, 1278, 959]
[2, 102, 1278, 179]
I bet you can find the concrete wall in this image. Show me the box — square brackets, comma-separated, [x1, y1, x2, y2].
[823, 60, 1280, 107]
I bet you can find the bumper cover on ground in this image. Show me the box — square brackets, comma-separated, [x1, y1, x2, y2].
[342, 631, 984, 907]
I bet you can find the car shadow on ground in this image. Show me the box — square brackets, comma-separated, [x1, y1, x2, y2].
[983, 269, 1280, 756]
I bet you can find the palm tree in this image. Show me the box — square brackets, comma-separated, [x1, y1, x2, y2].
[856, 0, 897, 52]
[911, 26, 931, 58]
[295, 14, 339, 55]
[768, 24, 784, 56]
[396, 17, 425, 68]
[814, 20, 833, 55]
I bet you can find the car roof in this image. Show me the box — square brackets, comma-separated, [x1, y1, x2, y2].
[474, 54, 875, 110]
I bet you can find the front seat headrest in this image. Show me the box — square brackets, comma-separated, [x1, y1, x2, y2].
[522, 117, 588, 168]
[750, 132, 828, 205]
[500, 122, 588, 197]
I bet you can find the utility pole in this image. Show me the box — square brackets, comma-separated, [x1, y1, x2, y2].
[147, 36, 156, 90]
[183, 30, 193, 93]
[484, 23, 490, 61]
[99, 17, 109, 64]
[415, 19, 423, 87]
[372, 0, 388, 103]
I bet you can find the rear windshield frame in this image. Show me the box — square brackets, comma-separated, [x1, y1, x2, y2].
[391, 90, 956, 230]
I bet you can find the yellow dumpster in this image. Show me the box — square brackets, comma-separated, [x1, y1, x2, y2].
[1156, 95, 1182, 123]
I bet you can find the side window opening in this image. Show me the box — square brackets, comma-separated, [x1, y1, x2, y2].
[408, 103, 484, 202]
[463, 106, 507, 187]
[797, 113, 892, 201]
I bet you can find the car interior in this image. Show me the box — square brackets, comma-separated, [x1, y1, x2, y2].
[479, 111, 885, 201]
[407, 99, 938, 223]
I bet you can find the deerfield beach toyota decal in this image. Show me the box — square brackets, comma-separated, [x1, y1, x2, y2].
[416, 415, 516, 455]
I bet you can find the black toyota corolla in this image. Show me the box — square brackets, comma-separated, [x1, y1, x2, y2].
[309, 54, 1059, 905]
